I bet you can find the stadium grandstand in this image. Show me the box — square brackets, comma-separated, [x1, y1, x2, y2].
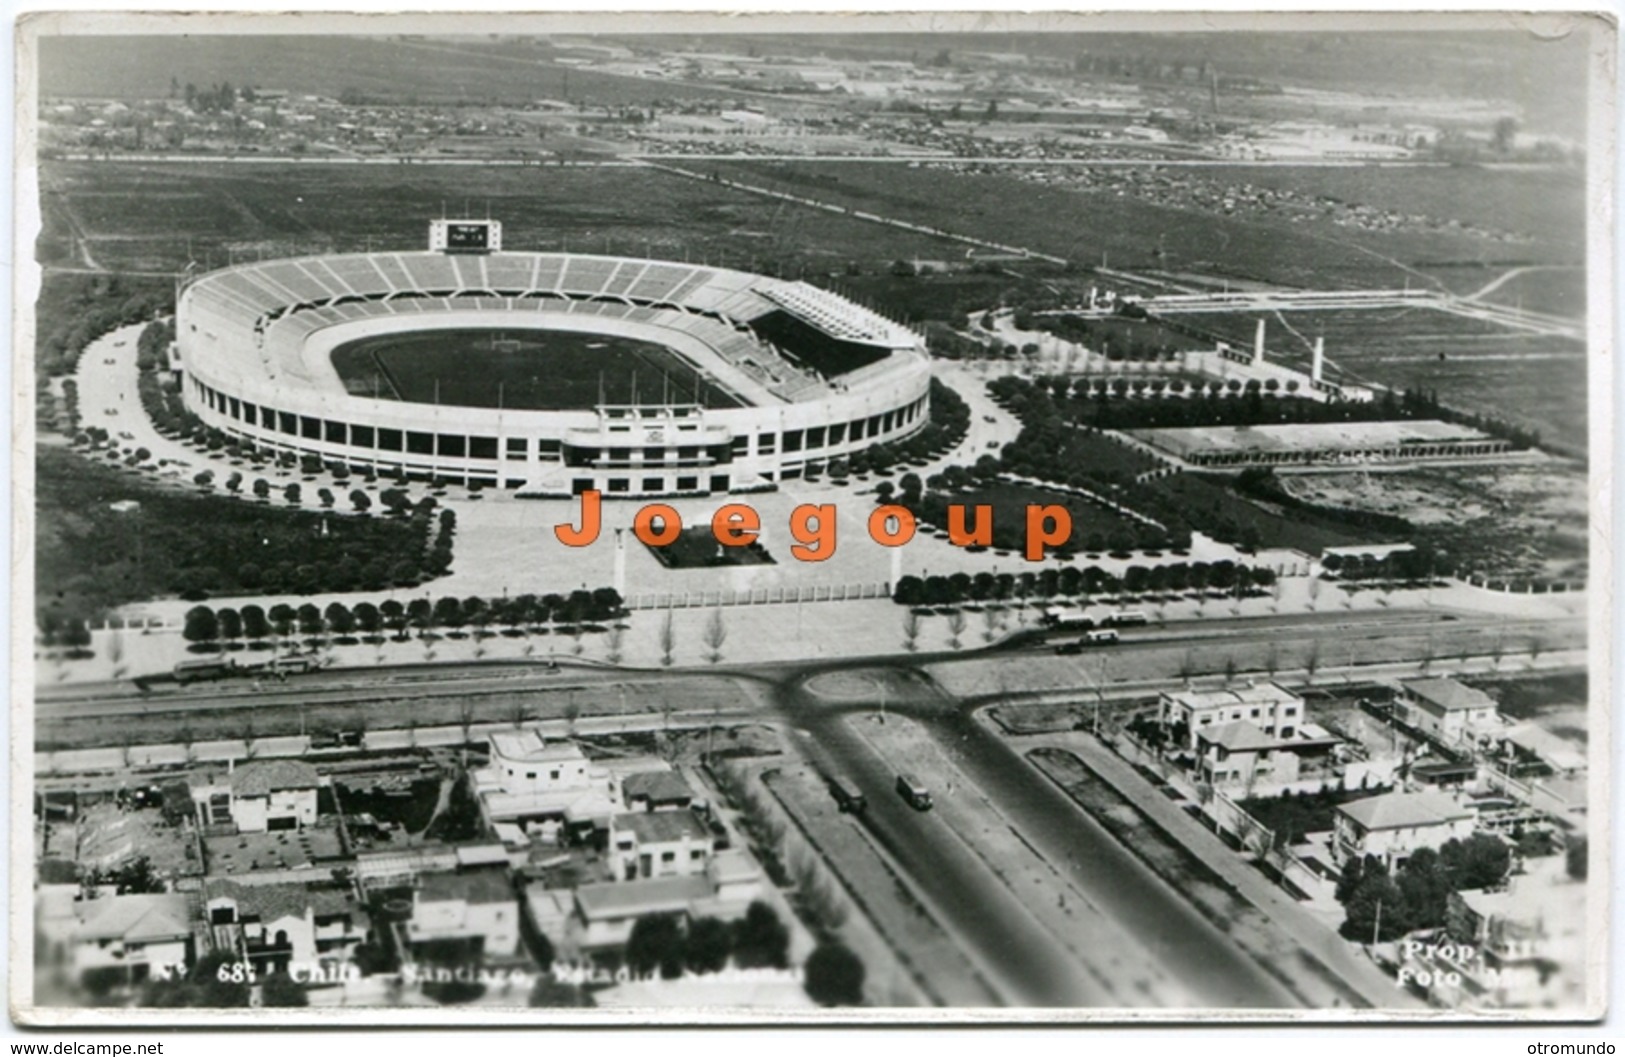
[177, 225, 932, 497]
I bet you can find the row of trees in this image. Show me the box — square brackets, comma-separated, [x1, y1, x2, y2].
[626, 900, 789, 979]
[894, 559, 1275, 607]
[182, 589, 626, 645]
[1335, 835, 1512, 943]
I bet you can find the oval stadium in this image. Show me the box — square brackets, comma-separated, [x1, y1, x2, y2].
[176, 222, 932, 498]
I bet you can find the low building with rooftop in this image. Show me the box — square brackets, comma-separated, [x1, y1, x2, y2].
[1160, 681, 1304, 752]
[405, 865, 521, 961]
[62, 893, 194, 986]
[1395, 678, 1501, 748]
[473, 729, 621, 839]
[192, 760, 320, 834]
[608, 810, 715, 882]
[1331, 789, 1478, 867]
[203, 877, 368, 977]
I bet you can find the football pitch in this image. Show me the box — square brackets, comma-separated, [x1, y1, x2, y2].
[329, 327, 745, 410]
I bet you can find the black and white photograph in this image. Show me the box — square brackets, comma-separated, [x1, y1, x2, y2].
[10, 9, 1615, 1028]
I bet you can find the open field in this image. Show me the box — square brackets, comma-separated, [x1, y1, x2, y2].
[1473, 267, 1586, 319]
[37, 161, 962, 277]
[707, 160, 1584, 290]
[331, 327, 743, 410]
[39, 35, 738, 107]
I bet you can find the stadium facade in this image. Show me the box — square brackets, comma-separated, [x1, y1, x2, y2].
[177, 234, 932, 497]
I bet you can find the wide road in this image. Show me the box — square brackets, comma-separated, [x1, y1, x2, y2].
[778, 670, 1303, 1009]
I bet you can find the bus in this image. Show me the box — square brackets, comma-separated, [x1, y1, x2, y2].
[895, 774, 934, 811]
[1040, 607, 1094, 630]
[826, 776, 867, 814]
[1055, 629, 1118, 654]
[172, 658, 235, 684]
[1101, 611, 1150, 627]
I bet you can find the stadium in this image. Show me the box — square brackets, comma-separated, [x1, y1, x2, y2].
[176, 220, 933, 497]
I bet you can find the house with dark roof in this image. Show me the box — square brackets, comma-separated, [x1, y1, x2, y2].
[1332, 790, 1478, 866]
[204, 878, 367, 977]
[608, 811, 714, 881]
[621, 770, 695, 812]
[1395, 678, 1500, 747]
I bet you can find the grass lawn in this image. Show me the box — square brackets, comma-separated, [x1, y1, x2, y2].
[38, 161, 963, 277]
[331, 326, 742, 410]
[35, 446, 435, 623]
[644, 525, 775, 569]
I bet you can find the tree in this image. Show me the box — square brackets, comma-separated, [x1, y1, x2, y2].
[182, 605, 219, 644]
[354, 602, 382, 638]
[1441, 833, 1512, 891]
[252, 478, 270, 500]
[804, 943, 866, 1007]
[626, 913, 686, 979]
[284, 482, 301, 504]
[731, 901, 789, 969]
[241, 604, 269, 643]
[1492, 115, 1519, 152]
[260, 972, 308, 1007]
[685, 916, 732, 974]
[216, 607, 243, 642]
[350, 489, 372, 514]
[325, 602, 356, 638]
[1567, 837, 1588, 880]
[703, 607, 727, 664]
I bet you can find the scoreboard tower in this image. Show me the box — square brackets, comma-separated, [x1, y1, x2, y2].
[429, 218, 502, 254]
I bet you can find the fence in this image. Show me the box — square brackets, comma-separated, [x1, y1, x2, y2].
[623, 582, 892, 611]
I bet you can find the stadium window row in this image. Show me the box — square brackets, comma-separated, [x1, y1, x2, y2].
[189, 379, 927, 471]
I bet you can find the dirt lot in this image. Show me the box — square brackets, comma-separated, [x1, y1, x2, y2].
[1281, 462, 1588, 582]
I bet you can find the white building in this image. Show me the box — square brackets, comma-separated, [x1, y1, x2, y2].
[204, 878, 367, 977]
[407, 866, 521, 960]
[66, 893, 193, 985]
[473, 729, 621, 834]
[1394, 678, 1501, 747]
[1332, 790, 1478, 867]
[1160, 682, 1304, 752]
[193, 760, 320, 834]
[608, 811, 715, 882]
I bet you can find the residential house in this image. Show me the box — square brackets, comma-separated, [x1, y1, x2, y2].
[1195, 721, 1298, 788]
[68, 893, 194, 984]
[1160, 682, 1304, 752]
[1331, 790, 1478, 867]
[621, 770, 695, 813]
[204, 878, 367, 977]
[608, 811, 714, 881]
[193, 760, 320, 834]
[406, 866, 521, 960]
[1395, 678, 1500, 747]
